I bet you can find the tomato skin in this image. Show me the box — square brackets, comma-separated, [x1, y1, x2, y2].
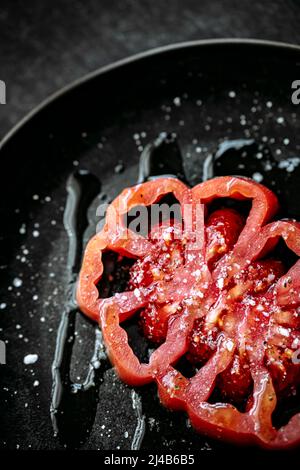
[76, 176, 300, 449]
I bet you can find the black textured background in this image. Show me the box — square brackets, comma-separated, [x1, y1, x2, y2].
[0, 0, 300, 139]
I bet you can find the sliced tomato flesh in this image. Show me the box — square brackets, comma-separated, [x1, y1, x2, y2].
[77, 176, 300, 449]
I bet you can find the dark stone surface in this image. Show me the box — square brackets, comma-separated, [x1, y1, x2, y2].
[0, 0, 300, 139]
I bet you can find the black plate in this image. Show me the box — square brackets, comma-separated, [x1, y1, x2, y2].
[1, 39, 300, 451]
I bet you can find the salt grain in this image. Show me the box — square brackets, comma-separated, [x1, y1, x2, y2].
[13, 278, 23, 288]
[23, 354, 38, 365]
[252, 172, 263, 183]
[19, 224, 26, 235]
[226, 340, 234, 352]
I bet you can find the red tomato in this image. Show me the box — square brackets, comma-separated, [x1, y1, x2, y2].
[77, 176, 300, 449]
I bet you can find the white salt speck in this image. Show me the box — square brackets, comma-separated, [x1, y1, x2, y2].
[124, 431, 129, 438]
[278, 157, 300, 173]
[32, 230, 40, 238]
[13, 278, 23, 288]
[278, 326, 290, 337]
[32, 295, 38, 301]
[33, 380, 39, 387]
[173, 97, 181, 106]
[228, 91, 236, 98]
[133, 288, 141, 299]
[0, 303, 7, 310]
[73, 160, 79, 166]
[226, 340, 234, 352]
[266, 101, 273, 108]
[19, 224, 26, 235]
[192, 270, 201, 278]
[277, 116, 285, 124]
[252, 172, 263, 183]
[23, 354, 38, 365]
[93, 360, 101, 369]
[40, 317, 45, 323]
[292, 338, 300, 349]
[114, 163, 124, 174]
[283, 138, 290, 145]
[32, 194, 39, 201]
[264, 162, 272, 171]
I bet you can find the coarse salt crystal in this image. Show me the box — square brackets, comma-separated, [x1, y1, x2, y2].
[133, 288, 141, 298]
[278, 326, 290, 337]
[23, 354, 38, 365]
[226, 340, 234, 352]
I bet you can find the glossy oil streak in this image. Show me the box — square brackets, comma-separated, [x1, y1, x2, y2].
[138, 132, 187, 183]
[50, 170, 105, 447]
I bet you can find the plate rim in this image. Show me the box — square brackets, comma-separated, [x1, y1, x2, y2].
[1, 37, 300, 151]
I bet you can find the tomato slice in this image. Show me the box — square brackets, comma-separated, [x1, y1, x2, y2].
[77, 176, 300, 449]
